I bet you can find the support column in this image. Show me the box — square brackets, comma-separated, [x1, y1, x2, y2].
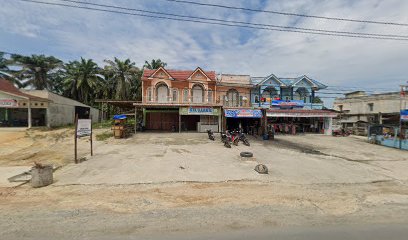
[27, 100, 32, 128]
[178, 113, 181, 133]
[134, 107, 137, 134]
[218, 109, 222, 133]
[324, 117, 333, 135]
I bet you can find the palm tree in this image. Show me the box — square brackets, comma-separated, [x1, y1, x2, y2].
[104, 58, 141, 100]
[143, 59, 167, 69]
[0, 52, 22, 86]
[63, 58, 102, 105]
[11, 54, 63, 90]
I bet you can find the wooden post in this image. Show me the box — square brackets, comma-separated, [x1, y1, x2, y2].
[135, 106, 137, 134]
[74, 114, 78, 164]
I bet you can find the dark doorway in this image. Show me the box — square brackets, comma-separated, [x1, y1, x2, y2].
[181, 115, 200, 131]
[75, 106, 90, 119]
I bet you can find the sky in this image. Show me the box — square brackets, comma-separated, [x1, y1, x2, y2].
[1, 0, 408, 106]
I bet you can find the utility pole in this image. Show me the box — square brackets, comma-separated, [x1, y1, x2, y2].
[399, 83, 408, 149]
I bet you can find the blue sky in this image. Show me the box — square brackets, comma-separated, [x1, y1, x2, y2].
[1, 0, 408, 106]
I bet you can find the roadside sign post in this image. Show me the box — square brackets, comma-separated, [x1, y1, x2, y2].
[74, 115, 93, 164]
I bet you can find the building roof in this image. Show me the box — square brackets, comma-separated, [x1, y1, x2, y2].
[217, 74, 251, 86]
[0, 78, 49, 101]
[142, 68, 216, 81]
[251, 75, 327, 89]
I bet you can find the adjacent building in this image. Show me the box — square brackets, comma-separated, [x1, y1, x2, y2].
[333, 91, 406, 134]
[0, 78, 99, 128]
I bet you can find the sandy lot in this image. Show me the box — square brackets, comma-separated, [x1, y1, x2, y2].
[1, 129, 408, 239]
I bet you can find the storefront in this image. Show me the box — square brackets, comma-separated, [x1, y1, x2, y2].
[224, 108, 263, 134]
[179, 106, 221, 132]
[135, 103, 222, 133]
[266, 109, 337, 135]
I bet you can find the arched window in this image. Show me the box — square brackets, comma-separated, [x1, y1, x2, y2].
[172, 88, 178, 103]
[183, 88, 189, 103]
[146, 87, 153, 102]
[192, 84, 204, 103]
[207, 89, 213, 103]
[226, 89, 239, 107]
[156, 83, 169, 103]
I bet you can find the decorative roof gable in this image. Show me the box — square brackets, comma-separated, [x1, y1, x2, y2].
[148, 67, 174, 80]
[187, 67, 211, 81]
[255, 74, 285, 87]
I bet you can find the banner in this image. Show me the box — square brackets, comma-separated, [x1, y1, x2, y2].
[271, 100, 304, 109]
[224, 109, 263, 118]
[0, 99, 18, 108]
[401, 109, 408, 122]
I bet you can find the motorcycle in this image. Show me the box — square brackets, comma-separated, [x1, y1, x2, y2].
[207, 129, 215, 141]
[230, 130, 240, 146]
[136, 120, 145, 132]
[220, 131, 232, 148]
[238, 129, 250, 146]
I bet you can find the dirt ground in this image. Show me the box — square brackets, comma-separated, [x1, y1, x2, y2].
[1, 129, 408, 239]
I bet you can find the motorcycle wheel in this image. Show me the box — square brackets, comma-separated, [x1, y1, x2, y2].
[233, 138, 239, 146]
[210, 136, 215, 141]
[244, 140, 250, 146]
[224, 142, 231, 148]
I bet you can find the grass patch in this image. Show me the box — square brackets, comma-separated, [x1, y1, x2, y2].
[92, 120, 113, 129]
[96, 131, 113, 141]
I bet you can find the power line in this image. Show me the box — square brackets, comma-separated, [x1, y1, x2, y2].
[56, 0, 408, 39]
[165, 0, 408, 27]
[16, 0, 408, 41]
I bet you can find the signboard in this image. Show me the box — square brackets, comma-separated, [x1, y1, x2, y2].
[179, 107, 219, 115]
[271, 100, 304, 109]
[76, 119, 92, 137]
[0, 99, 18, 108]
[266, 111, 337, 118]
[224, 109, 263, 118]
[401, 109, 408, 122]
[74, 117, 93, 164]
[188, 106, 213, 115]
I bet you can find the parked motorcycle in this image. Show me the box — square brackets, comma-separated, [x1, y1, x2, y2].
[221, 131, 232, 148]
[238, 129, 250, 146]
[230, 130, 240, 146]
[207, 129, 215, 141]
[136, 120, 145, 132]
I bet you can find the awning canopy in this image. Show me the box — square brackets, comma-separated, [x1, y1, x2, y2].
[266, 109, 337, 118]
[224, 108, 263, 118]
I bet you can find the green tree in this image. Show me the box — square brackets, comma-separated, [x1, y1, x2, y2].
[312, 96, 323, 104]
[104, 58, 141, 100]
[63, 58, 102, 105]
[11, 54, 63, 90]
[0, 52, 22, 86]
[143, 59, 167, 69]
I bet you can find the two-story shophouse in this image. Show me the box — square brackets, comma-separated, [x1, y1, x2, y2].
[135, 67, 223, 132]
[217, 74, 263, 133]
[250, 74, 337, 135]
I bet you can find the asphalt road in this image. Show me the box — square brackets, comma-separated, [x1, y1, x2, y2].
[134, 224, 408, 240]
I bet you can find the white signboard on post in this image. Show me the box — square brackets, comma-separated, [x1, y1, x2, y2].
[76, 119, 92, 137]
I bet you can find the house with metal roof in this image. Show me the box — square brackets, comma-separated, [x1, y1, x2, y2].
[0, 78, 99, 128]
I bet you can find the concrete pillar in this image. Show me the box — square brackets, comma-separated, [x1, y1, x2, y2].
[27, 100, 32, 128]
[218, 110, 222, 133]
[178, 113, 181, 133]
[46, 107, 51, 128]
[379, 112, 383, 124]
[324, 117, 333, 135]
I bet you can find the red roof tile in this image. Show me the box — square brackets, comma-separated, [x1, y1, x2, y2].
[0, 78, 48, 101]
[143, 68, 216, 81]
